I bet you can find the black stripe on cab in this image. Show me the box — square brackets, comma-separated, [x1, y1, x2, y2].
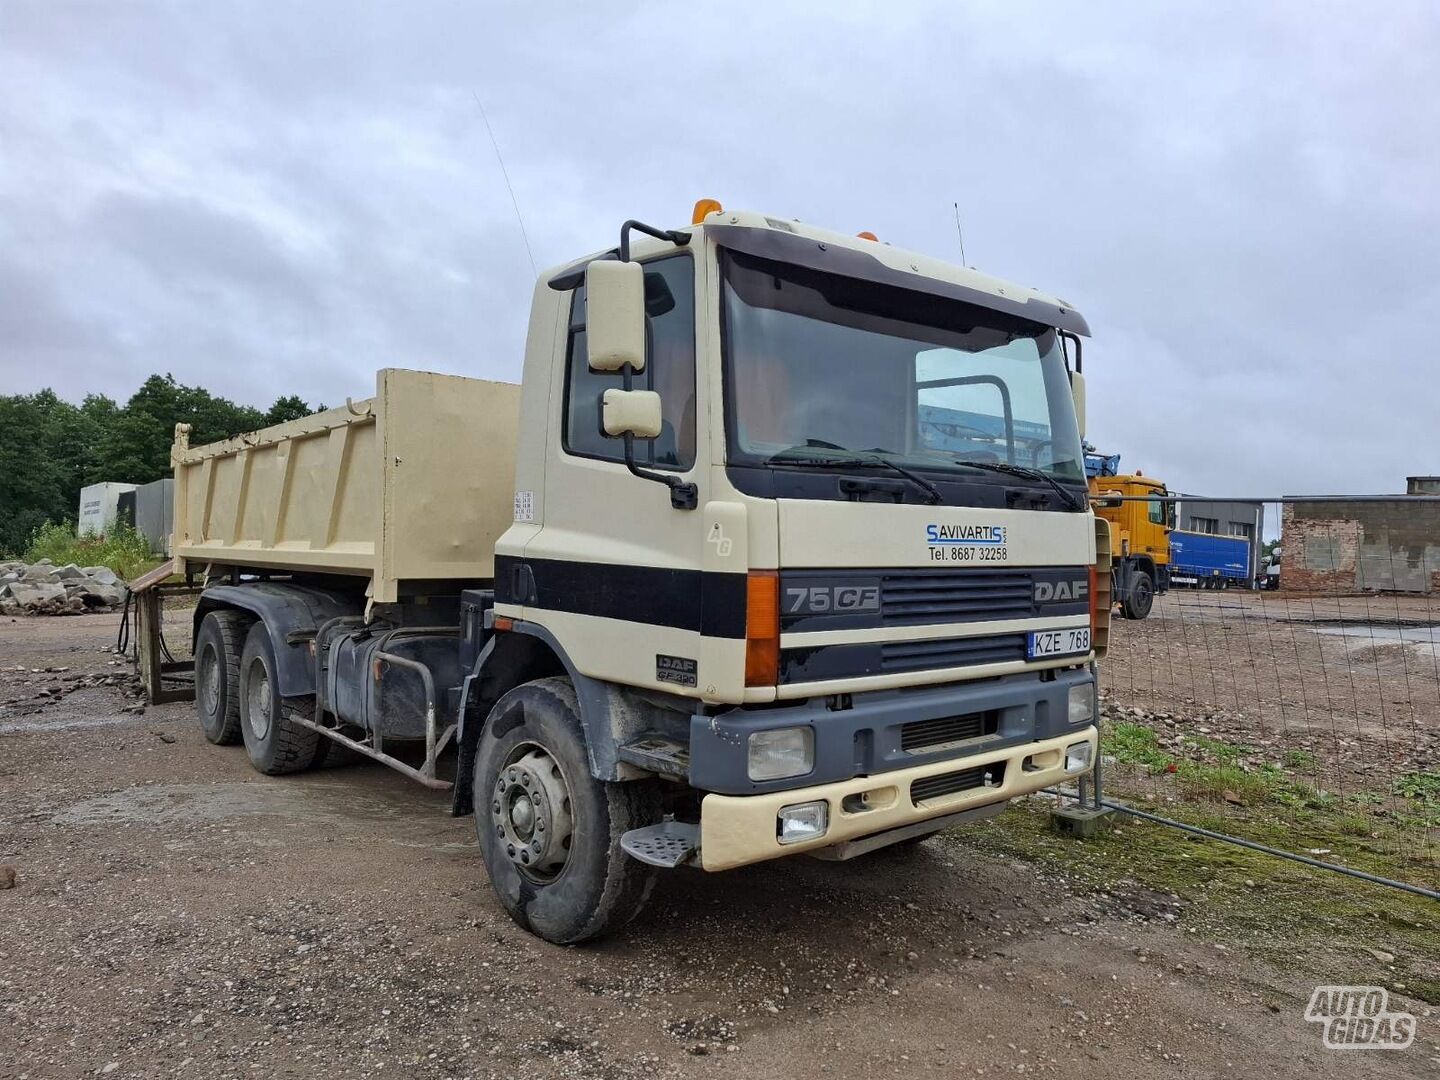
[495, 555, 747, 639]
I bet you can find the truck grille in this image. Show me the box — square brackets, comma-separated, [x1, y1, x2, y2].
[880, 570, 1036, 625]
[910, 761, 1006, 805]
[900, 710, 1000, 752]
[881, 633, 1027, 673]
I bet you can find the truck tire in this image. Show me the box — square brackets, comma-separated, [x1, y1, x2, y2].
[1121, 570, 1154, 620]
[238, 622, 321, 775]
[473, 677, 661, 944]
[194, 610, 251, 745]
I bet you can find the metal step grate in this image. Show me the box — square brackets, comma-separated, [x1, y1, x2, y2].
[621, 820, 699, 868]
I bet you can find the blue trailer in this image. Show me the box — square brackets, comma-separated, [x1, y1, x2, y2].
[1168, 530, 1251, 588]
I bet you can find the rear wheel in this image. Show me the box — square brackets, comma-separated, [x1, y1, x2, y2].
[474, 677, 661, 944]
[238, 622, 320, 775]
[194, 610, 251, 745]
[1121, 570, 1154, 620]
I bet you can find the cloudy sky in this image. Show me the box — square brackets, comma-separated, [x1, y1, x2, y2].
[2, 2, 1437, 496]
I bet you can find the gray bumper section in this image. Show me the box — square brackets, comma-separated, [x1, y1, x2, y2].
[688, 667, 1094, 796]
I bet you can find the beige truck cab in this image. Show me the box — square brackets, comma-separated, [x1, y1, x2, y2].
[173, 201, 1108, 943]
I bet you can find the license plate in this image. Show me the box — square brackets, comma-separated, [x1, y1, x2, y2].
[1026, 627, 1091, 660]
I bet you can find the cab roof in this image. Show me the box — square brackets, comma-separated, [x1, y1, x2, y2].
[547, 208, 1090, 337]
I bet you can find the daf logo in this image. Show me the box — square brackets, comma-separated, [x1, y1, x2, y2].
[1034, 579, 1089, 603]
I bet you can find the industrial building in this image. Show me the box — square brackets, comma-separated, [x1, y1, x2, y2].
[1280, 477, 1440, 594]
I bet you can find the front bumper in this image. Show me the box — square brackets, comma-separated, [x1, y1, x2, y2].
[689, 666, 1095, 795]
[698, 725, 1097, 870]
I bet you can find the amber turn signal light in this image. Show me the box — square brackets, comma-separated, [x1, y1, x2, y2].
[744, 570, 780, 687]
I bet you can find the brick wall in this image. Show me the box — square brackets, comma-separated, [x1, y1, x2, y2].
[1281, 500, 1440, 594]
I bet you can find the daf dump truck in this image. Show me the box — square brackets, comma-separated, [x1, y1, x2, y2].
[172, 201, 1110, 943]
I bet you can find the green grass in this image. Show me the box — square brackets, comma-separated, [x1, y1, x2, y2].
[1395, 771, 1440, 804]
[1394, 771, 1440, 828]
[1175, 761, 1281, 803]
[947, 802, 1440, 1004]
[1282, 749, 1319, 771]
[1104, 722, 1173, 768]
[22, 520, 159, 582]
[1182, 733, 1250, 764]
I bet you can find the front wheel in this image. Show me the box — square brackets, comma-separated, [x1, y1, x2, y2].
[474, 677, 661, 944]
[1121, 570, 1155, 620]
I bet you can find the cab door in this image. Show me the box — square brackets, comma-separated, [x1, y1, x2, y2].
[520, 253, 716, 696]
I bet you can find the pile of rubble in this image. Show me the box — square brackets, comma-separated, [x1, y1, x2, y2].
[0, 559, 128, 616]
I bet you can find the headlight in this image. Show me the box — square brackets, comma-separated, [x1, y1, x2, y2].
[777, 800, 829, 844]
[1067, 684, 1094, 725]
[1065, 741, 1094, 773]
[748, 726, 814, 781]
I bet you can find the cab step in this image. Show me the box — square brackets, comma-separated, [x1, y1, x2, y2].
[621, 820, 699, 868]
[617, 732, 690, 778]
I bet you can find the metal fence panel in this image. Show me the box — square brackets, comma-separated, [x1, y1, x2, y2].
[1093, 494, 1439, 891]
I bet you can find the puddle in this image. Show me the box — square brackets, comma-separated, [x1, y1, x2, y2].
[1311, 623, 1440, 643]
[1311, 623, 1440, 659]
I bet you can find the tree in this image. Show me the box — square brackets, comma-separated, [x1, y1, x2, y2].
[0, 376, 322, 556]
[265, 395, 317, 425]
[94, 375, 268, 484]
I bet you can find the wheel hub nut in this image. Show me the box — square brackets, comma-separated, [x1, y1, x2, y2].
[490, 744, 575, 882]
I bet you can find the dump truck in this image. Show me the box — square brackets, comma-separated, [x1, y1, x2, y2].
[1088, 472, 1172, 619]
[171, 201, 1110, 943]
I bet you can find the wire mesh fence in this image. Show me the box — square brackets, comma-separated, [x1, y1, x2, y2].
[1092, 492, 1440, 892]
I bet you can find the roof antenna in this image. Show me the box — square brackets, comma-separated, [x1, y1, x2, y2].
[953, 202, 968, 267]
[473, 91, 537, 277]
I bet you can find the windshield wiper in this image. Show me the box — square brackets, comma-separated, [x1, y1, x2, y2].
[956, 461, 1087, 512]
[766, 443, 943, 505]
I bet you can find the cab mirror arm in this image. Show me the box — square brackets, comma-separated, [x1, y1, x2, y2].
[619, 219, 690, 262]
[618, 320, 697, 511]
[621, 433, 699, 510]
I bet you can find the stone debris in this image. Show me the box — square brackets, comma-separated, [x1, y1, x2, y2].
[0, 559, 128, 616]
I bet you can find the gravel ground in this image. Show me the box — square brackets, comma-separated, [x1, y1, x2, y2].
[2, 612, 1436, 1079]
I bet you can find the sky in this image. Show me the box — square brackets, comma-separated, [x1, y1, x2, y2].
[2, 1, 1437, 497]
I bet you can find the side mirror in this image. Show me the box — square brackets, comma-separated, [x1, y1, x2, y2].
[601, 389, 662, 439]
[585, 261, 646, 373]
[1069, 370, 1086, 440]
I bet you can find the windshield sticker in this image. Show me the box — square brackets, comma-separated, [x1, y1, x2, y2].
[927, 523, 1009, 563]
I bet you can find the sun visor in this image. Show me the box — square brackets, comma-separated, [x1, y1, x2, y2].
[706, 223, 1090, 337]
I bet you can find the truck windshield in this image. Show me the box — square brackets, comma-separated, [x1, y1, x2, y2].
[721, 251, 1085, 487]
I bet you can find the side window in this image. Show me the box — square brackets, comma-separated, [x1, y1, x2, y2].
[563, 254, 696, 469]
[1148, 498, 1166, 525]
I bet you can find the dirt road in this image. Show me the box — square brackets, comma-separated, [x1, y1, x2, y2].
[2, 613, 1435, 1078]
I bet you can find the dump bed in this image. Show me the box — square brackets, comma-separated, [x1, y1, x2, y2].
[171, 368, 520, 602]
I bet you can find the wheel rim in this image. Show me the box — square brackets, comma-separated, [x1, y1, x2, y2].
[491, 742, 574, 884]
[198, 644, 221, 718]
[245, 658, 272, 741]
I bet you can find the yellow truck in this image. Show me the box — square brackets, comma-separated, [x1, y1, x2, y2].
[1087, 472, 1173, 619]
[171, 201, 1109, 943]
